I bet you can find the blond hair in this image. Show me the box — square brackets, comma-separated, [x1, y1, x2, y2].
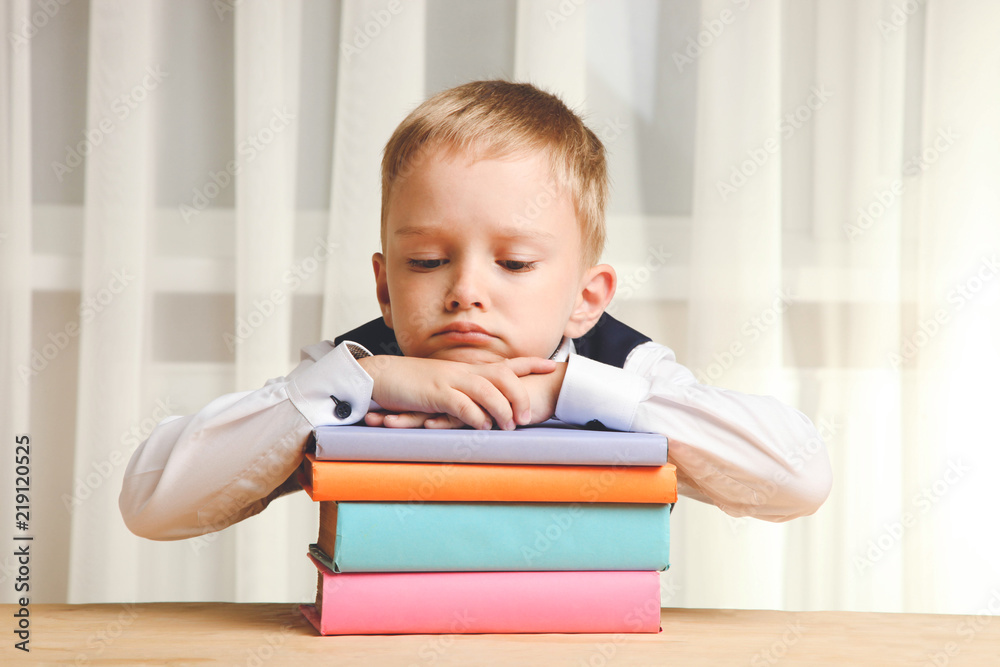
[380, 80, 608, 267]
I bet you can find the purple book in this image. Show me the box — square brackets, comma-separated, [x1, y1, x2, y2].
[310, 421, 668, 466]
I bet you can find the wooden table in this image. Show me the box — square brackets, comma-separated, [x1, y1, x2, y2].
[4, 603, 999, 665]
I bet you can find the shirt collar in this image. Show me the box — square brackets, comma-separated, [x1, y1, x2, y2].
[549, 336, 574, 362]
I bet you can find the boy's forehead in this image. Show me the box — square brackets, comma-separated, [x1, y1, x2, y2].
[383, 141, 586, 256]
[421, 141, 564, 183]
[392, 145, 567, 212]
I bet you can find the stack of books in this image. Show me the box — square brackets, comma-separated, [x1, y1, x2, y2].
[297, 422, 676, 635]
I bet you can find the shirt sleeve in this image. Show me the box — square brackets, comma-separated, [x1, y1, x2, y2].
[554, 341, 832, 521]
[119, 340, 374, 540]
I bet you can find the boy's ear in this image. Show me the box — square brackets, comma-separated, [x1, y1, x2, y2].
[563, 264, 617, 339]
[372, 252, 393, 329]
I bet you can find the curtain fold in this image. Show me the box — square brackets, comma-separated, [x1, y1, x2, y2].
[682, 0, 786, 610]
[0, 0, 33, 587]
[914, 0, 1000, 613]
[68, 0, 155, 603]
[229, 0, 311, 604]
[805, 0, 909, 612]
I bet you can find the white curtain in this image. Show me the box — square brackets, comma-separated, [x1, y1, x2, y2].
[1, 0, 33, 595]
[5, 0, 999, 614]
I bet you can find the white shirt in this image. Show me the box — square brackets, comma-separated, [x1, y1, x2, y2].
[119, 338, 832, 540]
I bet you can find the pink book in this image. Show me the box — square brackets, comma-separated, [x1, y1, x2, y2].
[300, 553, 662, 635]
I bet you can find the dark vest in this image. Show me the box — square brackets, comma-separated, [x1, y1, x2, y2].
[334, 312, 650, 369]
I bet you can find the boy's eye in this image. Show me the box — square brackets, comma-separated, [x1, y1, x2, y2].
[498, 260, 536, 272]
[407, 259, 448, 269]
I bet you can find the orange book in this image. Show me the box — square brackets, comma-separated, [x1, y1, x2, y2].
[299, 453, 677, 503]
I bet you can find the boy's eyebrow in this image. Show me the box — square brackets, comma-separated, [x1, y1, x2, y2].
[394, 225, 558, 242]
[393, 226, 436, 238]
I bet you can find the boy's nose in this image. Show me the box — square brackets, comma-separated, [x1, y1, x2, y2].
[447, 296, 483, 310]
[445, 263, 488, 311]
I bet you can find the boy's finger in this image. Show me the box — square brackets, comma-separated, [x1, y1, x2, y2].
[503, 357, 557, 377]
[383, 412, 432, 429]
[477, 366, 532, 426]
[455, 376, 516, 430]
[442, 390, 495, 431]
[364, 411, 388, 427]
[424, 414, 466, 429]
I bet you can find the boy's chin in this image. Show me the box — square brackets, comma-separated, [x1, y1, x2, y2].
[430, 347, 512, 365]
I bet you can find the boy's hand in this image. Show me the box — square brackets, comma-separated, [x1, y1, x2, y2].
[364, 361, 568, 430]
[357, 355, 556, 431]
[516, 361, 567, 425]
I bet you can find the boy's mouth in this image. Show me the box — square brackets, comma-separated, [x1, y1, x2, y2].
[434, 322, 496, 342]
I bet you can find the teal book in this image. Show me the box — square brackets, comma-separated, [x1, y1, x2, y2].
[312, 501, 670, 572]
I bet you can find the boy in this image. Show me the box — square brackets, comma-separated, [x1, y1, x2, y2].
[120, 81, 831, 540]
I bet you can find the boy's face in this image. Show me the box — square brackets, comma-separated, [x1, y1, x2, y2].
[373, 146, 611, 364]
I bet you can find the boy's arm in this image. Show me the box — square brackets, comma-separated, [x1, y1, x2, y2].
[120, 343, 555, 539]
[119, 341, 373, 540]
[554, 342, 833, 522]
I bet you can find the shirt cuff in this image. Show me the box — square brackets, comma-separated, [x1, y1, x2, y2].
[554, 354, 650, 431]
[286, 341, 374, 427]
